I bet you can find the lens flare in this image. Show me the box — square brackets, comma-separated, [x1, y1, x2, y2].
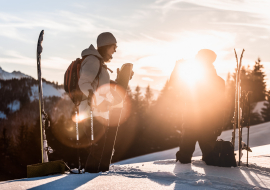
[94, 83, 132, 127]
[51, 83, 132, 149]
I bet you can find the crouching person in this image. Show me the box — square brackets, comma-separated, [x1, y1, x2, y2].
[175, 49, 225, 164]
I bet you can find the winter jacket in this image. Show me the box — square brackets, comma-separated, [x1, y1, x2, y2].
[78, 44, 113, 120]
[169, 61, 225, 134]
[183, 66, 225, 134]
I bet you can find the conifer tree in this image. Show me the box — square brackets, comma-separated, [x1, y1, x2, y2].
[251, 58, 266, 102]
[144, 85, 153, 108]
[133, 85, 143, 115]
[261, 91, 270, 122]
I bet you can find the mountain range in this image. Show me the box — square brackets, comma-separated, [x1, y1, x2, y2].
[0, 67, 32, 80]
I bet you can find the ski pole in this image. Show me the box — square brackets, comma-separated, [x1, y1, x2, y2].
[88, 90, 94, 141]
[247, 92, 251, 167]
[75, 107, 81, 173]
[90, 107, 94, 141]
[109, 64, 133, 166]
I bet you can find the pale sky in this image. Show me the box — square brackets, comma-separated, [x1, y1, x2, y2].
[0, 0, 270, 90]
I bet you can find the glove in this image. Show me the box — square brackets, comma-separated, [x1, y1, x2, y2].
[116, 68, 134, 81]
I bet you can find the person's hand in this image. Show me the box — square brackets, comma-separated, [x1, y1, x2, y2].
[116, 68, 134, 81]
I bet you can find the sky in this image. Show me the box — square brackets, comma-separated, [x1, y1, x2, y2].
[0, 0, 270, 90]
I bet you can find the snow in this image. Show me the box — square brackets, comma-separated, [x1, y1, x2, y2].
[252, 101, 267, 121]
[0, 111, 7, 119]
[30, 82, 65, 101]
[0, 67, 32, 80]
[253, 101, 267, 115]
[1, 122, 270, 189]
[118, 122, 270, 165]
[7, 100, 20, 113]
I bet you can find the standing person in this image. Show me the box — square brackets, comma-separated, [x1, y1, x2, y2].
[78, 32, 130, 173]
[175, 49, 225, 164]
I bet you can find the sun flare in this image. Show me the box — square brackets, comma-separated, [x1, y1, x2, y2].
[177, 59, 205, 87]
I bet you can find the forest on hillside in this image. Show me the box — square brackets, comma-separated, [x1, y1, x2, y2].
[1, 58, 270, 181]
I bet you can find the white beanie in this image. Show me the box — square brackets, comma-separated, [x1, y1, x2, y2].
[97, 32, 117, 48]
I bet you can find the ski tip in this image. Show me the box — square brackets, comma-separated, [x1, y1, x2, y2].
[39, 30, 44, 39]
[37, 30, 44, 55]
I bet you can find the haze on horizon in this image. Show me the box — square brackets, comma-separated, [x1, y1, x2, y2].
[0, 0, 270, 90]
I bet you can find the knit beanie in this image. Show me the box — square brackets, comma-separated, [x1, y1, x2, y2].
[195, 49, 217, 65]
[97, 32, 117, 48]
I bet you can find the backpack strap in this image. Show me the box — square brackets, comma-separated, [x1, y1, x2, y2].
[82, 55, 113, 90]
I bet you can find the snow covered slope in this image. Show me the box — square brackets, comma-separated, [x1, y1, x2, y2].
[1, 122, 270, 189]
[29, 82, 65, 101]
[118, 121, 270, 165]
[0, 67, 32, 80]
[1, 146, 270, 189]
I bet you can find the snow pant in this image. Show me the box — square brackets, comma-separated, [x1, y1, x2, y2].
[82, 109, 121, 173]
[177, 129, 217, 164]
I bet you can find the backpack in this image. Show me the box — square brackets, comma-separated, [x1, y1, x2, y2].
[64, 56, 102, 106]
[204, 139, 237, 167]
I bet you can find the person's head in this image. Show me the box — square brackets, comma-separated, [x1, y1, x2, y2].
[195, 49, 217, 66]
[97, 32, 117, 63]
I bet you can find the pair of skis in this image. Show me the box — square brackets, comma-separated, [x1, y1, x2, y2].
[234, 48, 245, 166]
[232, 49, 251, 166]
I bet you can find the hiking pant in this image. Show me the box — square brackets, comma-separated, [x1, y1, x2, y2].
[82, 109, 121, 173]
[177, 129, 217, 163]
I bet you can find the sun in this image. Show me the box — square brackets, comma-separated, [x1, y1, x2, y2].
[177, 59, 205, 87]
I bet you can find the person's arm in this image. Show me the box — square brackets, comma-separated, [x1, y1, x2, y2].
[215, 78, 226, 136]
[78, 56, 100, 97]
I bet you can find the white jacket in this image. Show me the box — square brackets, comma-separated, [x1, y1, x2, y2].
[78, 44, 112, 120]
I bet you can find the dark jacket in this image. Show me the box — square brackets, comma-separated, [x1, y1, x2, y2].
[169, 61, 225, 134]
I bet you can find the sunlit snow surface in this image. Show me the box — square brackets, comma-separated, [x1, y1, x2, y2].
[1, 122, 270, 189]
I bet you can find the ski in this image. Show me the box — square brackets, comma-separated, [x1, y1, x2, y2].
[232, 49, 239, 149]
[237, 49, 244, 166]
[36, 30, 52, 163]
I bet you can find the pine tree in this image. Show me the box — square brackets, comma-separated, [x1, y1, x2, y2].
[144, 85, 153, 108]
[261, 91, 270, 122]
[251, 58, 266, 102]
[0, 127, 9, 156]
[133, 85, 143, 115]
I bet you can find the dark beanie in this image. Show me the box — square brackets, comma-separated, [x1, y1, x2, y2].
[195, 49, 217, 64]
[97, 32, 117, 48]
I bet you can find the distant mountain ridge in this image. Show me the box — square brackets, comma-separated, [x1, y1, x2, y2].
[0, 66, 32, 80]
